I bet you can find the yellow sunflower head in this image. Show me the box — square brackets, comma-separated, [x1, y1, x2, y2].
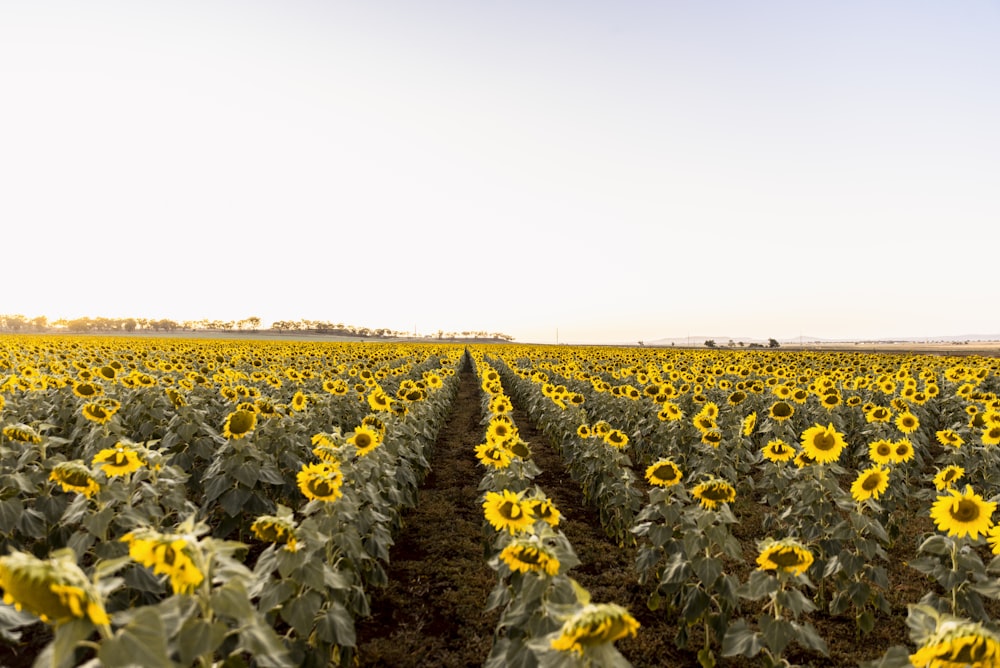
[929, 485, 996, 540]
[755, 537, 814, 576]
[645, 458, 683, 487]
[348, 425, 383, 456]
[499, 536, 561, 576]
[482, 489, 536, 534]
[0, 549, 110, 627]
[909, 610, 1000, 668]
[49, 461, 100, 498]
[297, 461, 344, 503]
[850, 466, 890, 502]
[222, 409, 257, 440]
[92, 441, 146, 478]
[799, 423, 847, 464]
[933, 465, 964, 491]
[690, 477, 736, 510]
[550, 603, 640, 655]
[762, 439, 796, 463]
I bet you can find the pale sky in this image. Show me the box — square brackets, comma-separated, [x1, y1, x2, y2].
[2, 1, 998, 344]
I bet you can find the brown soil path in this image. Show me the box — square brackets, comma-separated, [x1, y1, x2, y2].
[353, 354, 499, 667]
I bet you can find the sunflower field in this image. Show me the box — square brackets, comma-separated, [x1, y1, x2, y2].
[0, 335, 463, 667]
[2, 336, 1000, 667]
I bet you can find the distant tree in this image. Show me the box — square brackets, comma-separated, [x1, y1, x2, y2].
[123, 318, 137, 332]
[705, 340, 717, 348]
[768, 338, 781, 348]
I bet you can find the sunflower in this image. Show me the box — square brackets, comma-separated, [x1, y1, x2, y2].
[982, 424, 1000, 447]
[592, 421, 612, 437]
[322, 379, 349, 395]
[526, 496, 561, 527]
[820, 392, 841, 410]
[49, 461, 100, 498]
[297, 461, 344, 502]
[488, 394, 514, 415]
[693, 415, 717, 433]
[742, 412, 757, 437]
[348, 425, 382, 456]
[700, 428, 723, 448]
[367, 388, 394, 413]
[895, 411, 920, 434]
[657, 402, 684, 422]
[799, 423, 847, 464]
[755, 537, 814, 576]
[762, 439, 796, 463]
[909, 616, 1000, 668]
[936, 429, 964, 449]
[121, 528, 205, 595]
[361, 414, 387, 438]
[222, 409, 257, 440]
[577, 424, 592, 439]
[869, 439, 895, 466]
[603, 429, 629, 449]
[550, 603, 639, 655]
[865, 405, 892, 423]
[72, 381, 103, 399]
[850, 466, 890, 502]
[475, 442, 512, 469]
[645, 458, 683, 487]
[934, 465, 965, 491]
[499, 537, 560, 576]
[290, 391, 308, 412]
[727, 390, 747, 406]
[0, 550, 110, 627]
[482, 489, 536, 534]
[81, 400, 119, 425]
[251, 514, 299, 552]
[92, 441, 145, 478]
[891, 438, 915, 464]
[794, 450, 816, 469]
[691, 477, 736, 510]
[487, 418, 517, 445]
[929, 485, 996, 540]
[768, 401, 794, 422]
[2, 424, 42, 444]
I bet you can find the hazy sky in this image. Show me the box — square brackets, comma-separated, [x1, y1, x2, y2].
[2, 1, 998, 344]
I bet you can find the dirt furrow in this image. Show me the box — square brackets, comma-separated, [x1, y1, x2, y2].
[353, 354, 498, 667]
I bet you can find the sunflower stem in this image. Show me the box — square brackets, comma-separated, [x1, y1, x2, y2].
[950, 539, 959, 615]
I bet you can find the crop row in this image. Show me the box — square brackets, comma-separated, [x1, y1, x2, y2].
[0, 336, 464, 667]
[473, 344, 1000, 667]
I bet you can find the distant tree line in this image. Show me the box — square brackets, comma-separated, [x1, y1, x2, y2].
[0, 314, 514, 341]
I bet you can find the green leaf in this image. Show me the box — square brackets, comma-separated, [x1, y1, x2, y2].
[17, 508, 46, 539]
[230, 460, 260, 488]
[739, 570, 778, 601]
[281, 590, 322, 637]
[219, 487, 253, 518]
[239, 618, 293, 668]
[0, 497, 25, 533]
[791, 620, 829, 655]
[98, 607, 173, 668]
[917, 534, 952, 555]
[211, 580, 255, 620]
[720, 619, 764, 658]
[858, 610, 875, 635]
[692, 555, 723, 586]
[177, 619, 228, 666]
[315, 601, 356, 646]
[257, 579, 296, 614]
[759, 615, 794, 656]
